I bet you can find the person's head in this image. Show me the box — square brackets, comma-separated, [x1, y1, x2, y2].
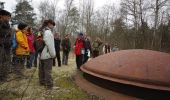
[95, 37, 101, 42]
[0, 10, 11, 22]
[64, 33, 70, 39]
[105, 43, 108, 46]
[54, 32, 60, 39]
[18, 23, 28, 33]
[40, 19, 55, 30]
[47, 19, 55, 29]
[27, 27, 33, 34]
[78, 32, 84, 39]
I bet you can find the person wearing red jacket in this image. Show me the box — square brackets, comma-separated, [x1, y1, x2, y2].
[74, 33, 85, 69]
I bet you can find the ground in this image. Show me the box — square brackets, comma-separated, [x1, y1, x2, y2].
[0, 53, 99, 100]
[0, 53, 139, 100]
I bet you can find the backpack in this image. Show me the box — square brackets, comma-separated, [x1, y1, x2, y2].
[93, 42, 99, 49]
[33, 32, 45, 53]
[12, 32, 17, 50]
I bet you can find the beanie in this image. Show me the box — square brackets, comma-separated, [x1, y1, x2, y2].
[0, 10, 11, 16]
[18, 23, 28, 30]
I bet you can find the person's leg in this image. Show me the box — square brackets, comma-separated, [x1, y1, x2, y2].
[26, 55, 31, 69]
[62, 51, 65, 65]
[53, 58, 56, 66]
[56, 51, 61, 67]
[65, 52, 69, 65]
[44, 59, 53, 89]
[79, 54, 83, 68]
[0, 51, 10, 81]
[34, 51, 38, 67]
[93, 50, 98, 58]
[14, 56, 25, 77]
[96, 50, 100, 57]
[76, 55, 83, 69]
[76, 55, 80, 69]
[83, 53, 89, 64]
[29, 53, 35, 68]
[39, 60, 45, 85]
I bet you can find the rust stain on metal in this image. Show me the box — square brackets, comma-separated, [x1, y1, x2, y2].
[81, 49, 170, 91]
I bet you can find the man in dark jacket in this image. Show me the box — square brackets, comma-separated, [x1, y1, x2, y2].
[83, 35, 92, 64]
[53, 32, 61, 67]
[0, 10, 12, 81]
[61, 34, 71, 65]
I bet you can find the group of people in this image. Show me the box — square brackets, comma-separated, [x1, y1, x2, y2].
[0, 9, 70, 89]
[74, 33, 115, 70]
[0, 9, 118, 90]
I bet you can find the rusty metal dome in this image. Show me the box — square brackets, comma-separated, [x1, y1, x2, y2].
[81, 49, 170, 91]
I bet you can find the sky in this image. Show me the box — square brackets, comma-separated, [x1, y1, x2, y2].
[1, 0, 121, 14]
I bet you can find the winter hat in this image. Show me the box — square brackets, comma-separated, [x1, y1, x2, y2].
[79, 32, 83, 36]
[0, 10, 11, 16]
[18, 23, 28, 30]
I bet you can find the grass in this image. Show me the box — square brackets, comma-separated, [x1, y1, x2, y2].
[0, 55, 97, 100]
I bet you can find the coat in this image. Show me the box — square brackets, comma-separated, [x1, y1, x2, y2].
[15, 30, 29, 55]
[40, 28, 56, 60]
[74, 38, 85, 55]
[26, 33, 35, 53]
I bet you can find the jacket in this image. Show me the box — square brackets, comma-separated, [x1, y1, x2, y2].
[61, 38, 71, 52]
[15, 30, 29, 55]
[74, 38, 85, 55]
[26, 33, 35, 53]
[0, 21, 12, 51]
[54, 38, 61, 52]
[40, 28, 56, 60]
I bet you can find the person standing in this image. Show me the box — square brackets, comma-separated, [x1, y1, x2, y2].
[0, 10, 12, 81]
[102, 43, 111, 54]
[92, 37, 102, 58]
[26, 27, 35, 68]
[74, 33, 85, 69]
[15, 23, 29, 76]
[83, 35, 92, 64]
[39, 19, 56, 89]
[61, 34, 71, 65]
[53, 32, 61, 67]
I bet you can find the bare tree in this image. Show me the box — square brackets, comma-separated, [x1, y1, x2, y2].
[83, 0, 94, 36]
[38, 0, 59, 21]
[151, 0, 169, 50]
[61, 0, 74, 35]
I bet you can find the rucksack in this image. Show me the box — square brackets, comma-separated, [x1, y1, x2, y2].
[93, 42, 99, 48]
[12, 32, 17, 50]
[33, 32, 45, 53]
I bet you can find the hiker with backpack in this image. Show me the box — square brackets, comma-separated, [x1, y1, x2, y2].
[15, 22, 29, 76]
[26, 27, 35, 68]
[92, 37, 103, 58]
[38, 19, 56, 89]
[0, 10, 12, 81]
